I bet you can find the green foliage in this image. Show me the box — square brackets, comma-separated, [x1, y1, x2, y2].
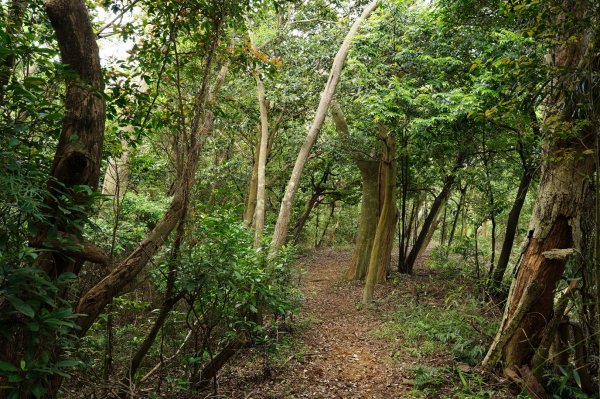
[0, 267, 81, 398]
[174, 210, 301, 345]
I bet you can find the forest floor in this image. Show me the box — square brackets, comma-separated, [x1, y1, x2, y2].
[207, 248, 510, 399]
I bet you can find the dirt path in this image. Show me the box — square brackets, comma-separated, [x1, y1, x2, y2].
[217, 249, 420, 398]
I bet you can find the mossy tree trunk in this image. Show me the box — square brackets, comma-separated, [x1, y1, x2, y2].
[363, 126, 397, 303]
[346, 160, 379, 280]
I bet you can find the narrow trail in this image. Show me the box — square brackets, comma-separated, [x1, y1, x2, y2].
[217, 249, 434, 398]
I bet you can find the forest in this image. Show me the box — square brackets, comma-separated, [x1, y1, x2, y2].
[0, 0, 599, 398]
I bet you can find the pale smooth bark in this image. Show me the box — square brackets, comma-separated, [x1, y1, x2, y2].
[270, 0, 380, 252]
[253, 59, 269, 246]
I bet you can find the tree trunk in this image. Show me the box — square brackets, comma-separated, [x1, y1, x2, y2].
[447, 184, 466, 247]
[291, 190, 322, 244]
[253, 67, 269, 247]
[485, 8, 598, 372]
[489, 167, 534, 294]
[330, 100, 381, 279]
[404, 155, 463, 274]
[417, 198, 446, 260]
[346, 160, 379, 280]
[76, 42, 228, 336]
[497, 147, 594, 369]
[31, 0, 106, 278]
[243, 135, 260, 226]
[0, 0, 28, 104]
[270, 0, 380, 252]
[362, 127, 397, 303]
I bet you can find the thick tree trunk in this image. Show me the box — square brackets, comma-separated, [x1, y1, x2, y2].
[485, 7, 598, 373]
[346, 160, 379, 280]
[330, 100, 381, 280]
[497, 144, 594, 369]
[362, 127, 397, 303]
[270, 0, 380, 252]
[2, 1, 106, 397]
[32, 0, 106, 279]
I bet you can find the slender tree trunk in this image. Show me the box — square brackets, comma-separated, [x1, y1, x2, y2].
[317, 201, 335, 248]
[398, 134, 409, 270]
[440, 205, 447, 247]
[417, 199, 446, 260]
[243, 134, 260, 226]
[291, 190, 322, 244]
[489, 167, 534, 293]
[75, 39, 228, 336]
[448, 184, 466, 246]
[363, 127, 396, 303]
[253, 68, 269, 246]
[0, 0, 28, 104]
[404, 156, 463, 274]
[270, 0, 380, 252]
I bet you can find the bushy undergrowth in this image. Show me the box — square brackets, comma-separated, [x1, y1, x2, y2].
[70, 208, 302, 397]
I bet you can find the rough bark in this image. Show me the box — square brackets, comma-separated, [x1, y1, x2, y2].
[32, 0, 106, 279]
[488, 16, 598, 370]
[270, 0, 380, 252]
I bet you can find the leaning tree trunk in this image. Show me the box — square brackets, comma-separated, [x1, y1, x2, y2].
[482, 13, 598, 377]
[403, 154, 463, 274]
[416, 198, 446, 260]
[270, 0, 380, 252]
[362, 127, 397, 304]
[489, 166, 534, 294]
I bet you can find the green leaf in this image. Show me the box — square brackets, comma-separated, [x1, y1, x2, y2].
[56, 359, 81, 368]
[31, 384, 46, 399]
[0, 361, 18, 372]
[7, 296, 35, 318]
